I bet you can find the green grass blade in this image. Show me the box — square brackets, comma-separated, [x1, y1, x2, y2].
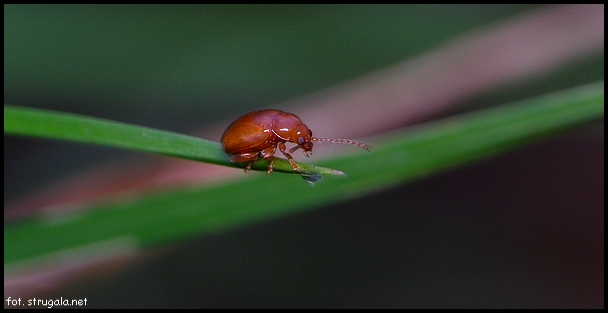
[334, 81, 604, 192]
[4, 82, 603, 268]
[3, 105, 344, 176]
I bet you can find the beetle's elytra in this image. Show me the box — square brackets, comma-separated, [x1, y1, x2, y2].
[221, 109, 371, 174]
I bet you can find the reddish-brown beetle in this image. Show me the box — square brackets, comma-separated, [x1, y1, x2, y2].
[221, 109, 371, 174]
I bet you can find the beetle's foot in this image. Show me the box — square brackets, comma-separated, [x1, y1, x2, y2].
[288, 159, 301, 172]
[244, 162, 254, 172]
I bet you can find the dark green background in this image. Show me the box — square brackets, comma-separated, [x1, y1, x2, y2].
[4, 5, 603, 308]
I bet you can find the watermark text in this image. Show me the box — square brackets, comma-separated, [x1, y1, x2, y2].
[6, 297, 87, 308]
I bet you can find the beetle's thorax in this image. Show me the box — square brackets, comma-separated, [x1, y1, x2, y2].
[267, 114, 308, 141]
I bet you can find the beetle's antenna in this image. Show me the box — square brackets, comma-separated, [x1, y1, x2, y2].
[312, 137, 372, 152]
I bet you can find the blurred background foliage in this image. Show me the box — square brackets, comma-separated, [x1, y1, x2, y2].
[4, 4, 603, 308]
[4, 4, 603, 201]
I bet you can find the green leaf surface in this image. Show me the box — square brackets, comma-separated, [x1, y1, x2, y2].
[3, 105, 344, 176]
[4, 82, 603, 268]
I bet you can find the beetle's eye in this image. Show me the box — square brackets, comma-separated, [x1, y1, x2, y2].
[298, 137, 306, 145]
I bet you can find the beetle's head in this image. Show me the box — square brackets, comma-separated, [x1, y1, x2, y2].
[289, 125, 371, 158]
[295, 124, 314, 156]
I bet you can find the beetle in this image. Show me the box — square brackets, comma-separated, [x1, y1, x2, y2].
[221, 109, 371, 174]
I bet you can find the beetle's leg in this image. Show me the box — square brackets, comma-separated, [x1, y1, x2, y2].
[260, 146, 278, 175]
[231, 153, 259, 172]
[266, 157, 275, 175]
[279, 142, 300, 171]
[230, 154, 258, 164]
[288, 145, 300, 154]
[289, 145, 310, 157]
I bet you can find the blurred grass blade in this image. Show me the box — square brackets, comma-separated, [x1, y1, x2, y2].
[3, 105, 343, 175]
[4, 82, 603, 268]
[339, 81, 604, 192]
